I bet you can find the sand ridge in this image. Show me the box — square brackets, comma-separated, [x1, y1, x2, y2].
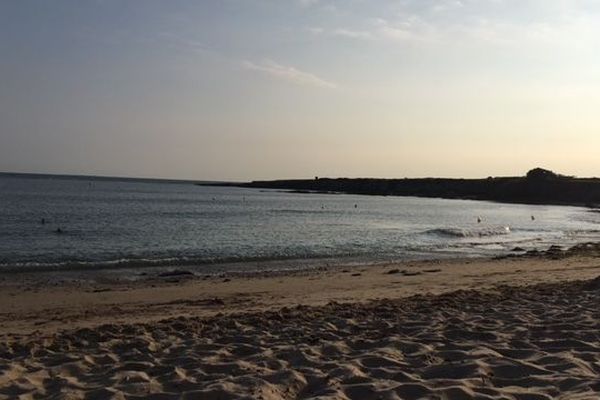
[2, 277, 600, 399]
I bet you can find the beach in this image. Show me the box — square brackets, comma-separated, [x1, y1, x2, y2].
[2, 249, 600, 399]
[5, 0, 600, 398]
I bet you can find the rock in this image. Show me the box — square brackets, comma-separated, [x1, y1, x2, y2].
[208, 297, 225, 305]
[526, 167, 561, 181]
[159, 270, 194, 277]
[583, 276, 600, 291]
[386, 269, 401, 274]
[511, 247, 525, 252]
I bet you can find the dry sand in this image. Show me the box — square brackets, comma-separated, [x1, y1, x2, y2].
[1, 253, 600, 399]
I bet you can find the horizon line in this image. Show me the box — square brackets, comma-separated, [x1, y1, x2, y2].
[2, 168, 596, 183]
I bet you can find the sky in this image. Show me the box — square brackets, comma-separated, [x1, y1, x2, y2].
[1, 0, 599, 181]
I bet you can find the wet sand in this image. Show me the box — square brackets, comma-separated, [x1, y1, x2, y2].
[1, 253, 600, 399]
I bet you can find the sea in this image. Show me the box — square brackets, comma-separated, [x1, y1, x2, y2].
[1, 173, 600, 275]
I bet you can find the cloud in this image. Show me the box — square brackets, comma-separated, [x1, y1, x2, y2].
[157, 32, 210, 54]
[307, 1, 600, 52]
[307, 26, 375, 40]
[307, 27, 325, 35]
[308, 18, 431, 45]
[298, 0, 319, 7]
[371, 16, 437, 44]
[332, 28, 374, 39]
[430, 0, 464, 13]
[300, 0, 600, 53]
[242, 59, 337, 89]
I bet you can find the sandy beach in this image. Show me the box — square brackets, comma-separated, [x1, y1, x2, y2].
[2, 250, 600, 399]
[5, 0, 600, 398]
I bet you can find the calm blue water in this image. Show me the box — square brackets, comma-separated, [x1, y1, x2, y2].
[1, 174, 600, 272]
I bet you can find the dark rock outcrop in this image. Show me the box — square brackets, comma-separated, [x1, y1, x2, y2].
[201, 169, 600, 207]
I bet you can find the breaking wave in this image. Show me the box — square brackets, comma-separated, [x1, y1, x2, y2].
[424, 226, 511, 238]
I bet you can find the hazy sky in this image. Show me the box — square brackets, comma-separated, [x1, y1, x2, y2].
[1, 0, 599, 180]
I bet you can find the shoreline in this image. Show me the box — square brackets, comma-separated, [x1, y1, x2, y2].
[1, 238, 598, 277]
[2, 245, 600, 337]
[0, 239, 596, 280]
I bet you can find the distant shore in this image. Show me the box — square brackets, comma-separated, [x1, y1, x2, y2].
[201, 168, 600, 208]
[0, 171, 218, 185]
